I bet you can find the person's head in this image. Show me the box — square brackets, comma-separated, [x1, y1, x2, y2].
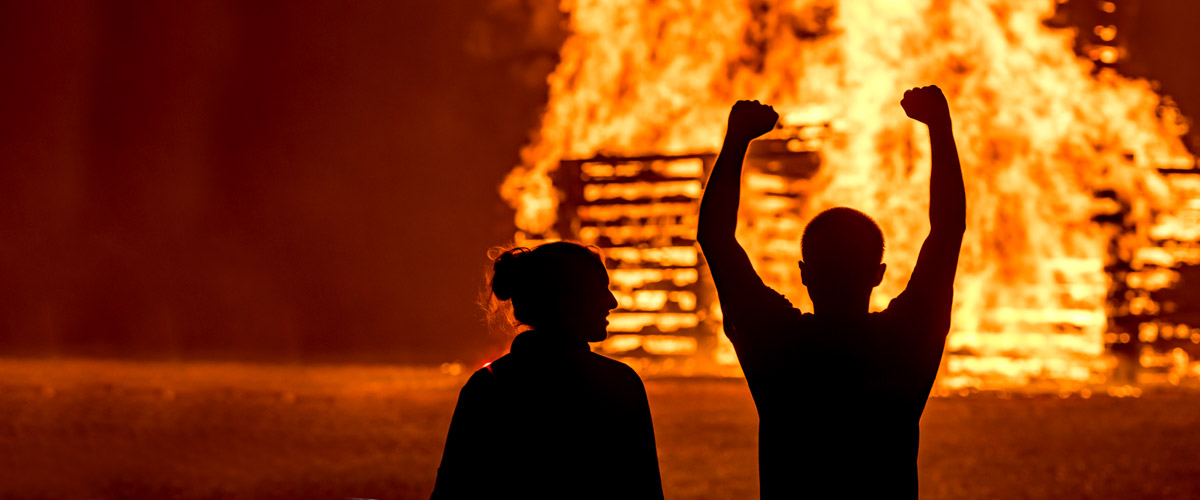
[798, 207, 886, 311]
[488, 241, 617, 342]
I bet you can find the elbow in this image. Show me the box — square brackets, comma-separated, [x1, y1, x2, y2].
[695, 226, 713, 247]
[948, 216, 967, 234]
[932, 212, 966, 235]
[695, 225, 730, 249]
[696, 208, 737, 248]
[695, 223, 716, 246]
[695, 207, 713, 244]
[935, 221, 966, 236]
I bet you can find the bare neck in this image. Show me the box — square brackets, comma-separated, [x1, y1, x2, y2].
[810, 291, 872, 317]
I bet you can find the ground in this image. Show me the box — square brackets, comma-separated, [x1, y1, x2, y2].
[0, 359, 1197, 499]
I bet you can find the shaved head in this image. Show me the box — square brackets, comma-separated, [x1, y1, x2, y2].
[801, 207, 885, 284]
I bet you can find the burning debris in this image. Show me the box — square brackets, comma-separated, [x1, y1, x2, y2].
[502, 0, 1196, 388]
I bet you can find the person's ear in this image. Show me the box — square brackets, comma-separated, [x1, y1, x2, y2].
[798, 260, 808, 286]
[872, 263, 886, 287]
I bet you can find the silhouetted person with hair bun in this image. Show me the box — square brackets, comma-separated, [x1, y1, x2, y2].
[431, 241, 664, 500]
[698, 88, 966, 498]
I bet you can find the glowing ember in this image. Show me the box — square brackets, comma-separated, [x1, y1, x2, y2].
[502, 0, 1192, 388]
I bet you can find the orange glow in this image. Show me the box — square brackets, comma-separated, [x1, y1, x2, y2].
[502, 0, 1193, 388]
[1093, 25, 1117, 42]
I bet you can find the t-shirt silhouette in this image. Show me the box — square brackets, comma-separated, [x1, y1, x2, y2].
[717, 259, 953, 499]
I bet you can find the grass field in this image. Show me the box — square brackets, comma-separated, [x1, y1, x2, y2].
[1, 359, 1197, 499]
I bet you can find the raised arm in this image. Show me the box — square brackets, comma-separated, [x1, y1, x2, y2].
[903, 86, 966, 235]
[896, 85, 966, 333]
[697, 101, 794, 342]
[696, 100, 778, 286]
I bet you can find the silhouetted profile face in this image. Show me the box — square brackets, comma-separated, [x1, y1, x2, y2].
[798, 207, 886, 309]
[492, 242, 618, 343]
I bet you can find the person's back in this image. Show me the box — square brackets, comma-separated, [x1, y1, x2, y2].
[438, 330, 657, 498]
[740, 310, 946, 496]
[696, 88, 965, 498]
[431, 243, 664, 500]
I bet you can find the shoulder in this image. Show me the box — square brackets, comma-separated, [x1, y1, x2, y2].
[727, 288, 801, 324]
[735, 300, 806, 329]
[758, 284, 795, 306]
[583, 351, 646, 385]
[467, 366, 492, 382]
[881, 291, 920, 321]
[883, 291, 951, 329]
[459, 368, 493, 395]
[461, 354, 513, 391]
[585, 351, 640, 374]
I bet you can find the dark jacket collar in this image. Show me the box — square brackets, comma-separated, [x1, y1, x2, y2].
[510, 329, 590, 355]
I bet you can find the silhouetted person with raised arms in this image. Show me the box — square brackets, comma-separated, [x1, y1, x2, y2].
[696, 86, 966, 499]
[431, 241, 664, 500]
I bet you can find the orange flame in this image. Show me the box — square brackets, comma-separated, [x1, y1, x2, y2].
[503, 0, 1191, 387]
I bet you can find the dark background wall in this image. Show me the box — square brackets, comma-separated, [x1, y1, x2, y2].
[0, 1, 1193, 365]
[1058, 0, 1200, 153]
[0, 1, 562, 364]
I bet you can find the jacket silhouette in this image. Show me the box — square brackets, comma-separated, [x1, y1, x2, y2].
[431, 242, 664, 499]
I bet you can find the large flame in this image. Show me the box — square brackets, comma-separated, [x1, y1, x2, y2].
[502, 0, 1191, 387]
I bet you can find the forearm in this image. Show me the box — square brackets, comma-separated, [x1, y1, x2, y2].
[697, 135, 752, 244]
[928, 124, 966, 233]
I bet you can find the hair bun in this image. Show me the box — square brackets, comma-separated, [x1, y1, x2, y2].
[491, 247, 531, 301]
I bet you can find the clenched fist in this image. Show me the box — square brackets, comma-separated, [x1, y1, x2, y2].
[901, 85, 950, 128]
[727, 100, 779, 142]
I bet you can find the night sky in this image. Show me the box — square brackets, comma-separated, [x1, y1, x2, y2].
[0, 1, 1194, 365]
